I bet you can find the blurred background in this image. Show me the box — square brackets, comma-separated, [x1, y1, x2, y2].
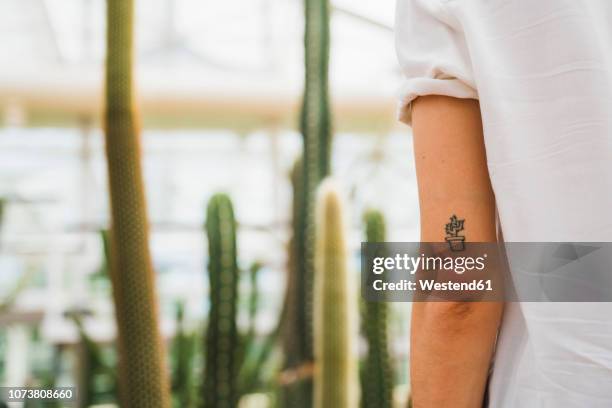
[0, 0, 419, 406]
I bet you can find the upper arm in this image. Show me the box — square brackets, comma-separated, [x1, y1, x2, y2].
[411, 95, 496, 243]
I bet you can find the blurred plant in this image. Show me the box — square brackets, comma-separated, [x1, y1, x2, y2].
[0, 199, 31, 310]
[0, 271, 32, 314]
[171, 302, 198, 408]
[95, 229, 111, 278]
[22, 344, 64, 408]
[239, 262, 283, 397]
[313, 180, 357, 408]
[202, 194, 241, 408]
[360, 210, 393, 408]
[104, 0, 170, 405]
[66, 310, 118, 407]
[280, 157, 312, 405]
[88, 230, 113, 295]
[282, 0, 333, 402]
[0, 197, 5, 230]
[246, 262, 263, 343]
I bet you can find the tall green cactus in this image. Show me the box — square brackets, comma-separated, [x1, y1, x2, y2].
[103, 1, 170, 406]
[360, 210, 393, 408]
[313, 180, 357, 408]
[299, 0, 333, 357]
[280, 156, 314, 405]
[283, 0, 333, 402]
[203, 194, 240, 408]
[301, 0, 332, 180]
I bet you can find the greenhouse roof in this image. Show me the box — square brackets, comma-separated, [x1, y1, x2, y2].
[1, 0, 402, 131]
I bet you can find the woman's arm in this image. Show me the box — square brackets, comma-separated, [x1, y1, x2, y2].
[410, 95, 503, 408]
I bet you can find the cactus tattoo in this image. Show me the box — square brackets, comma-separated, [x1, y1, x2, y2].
[445, 215, 466, 252]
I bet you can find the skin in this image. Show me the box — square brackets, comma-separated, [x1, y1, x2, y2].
[410, 95, 504, 408]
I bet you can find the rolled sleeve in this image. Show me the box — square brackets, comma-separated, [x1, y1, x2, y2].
[395, 0, 478, 124]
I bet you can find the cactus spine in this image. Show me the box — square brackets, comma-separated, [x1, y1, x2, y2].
[314, 180, 357, 408]
[203, 194, 240, 408]
[103, 0, 170, 406]
[360, 210, 393, 408]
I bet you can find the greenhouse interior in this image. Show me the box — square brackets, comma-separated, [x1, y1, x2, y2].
[0, 0, 420, 406]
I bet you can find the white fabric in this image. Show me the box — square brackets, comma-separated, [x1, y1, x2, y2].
[396, 0, 612, 406]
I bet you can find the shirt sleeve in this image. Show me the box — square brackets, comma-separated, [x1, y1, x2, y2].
[395, 0, 478, 125]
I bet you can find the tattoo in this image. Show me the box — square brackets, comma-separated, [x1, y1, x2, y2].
[445, 215, 466, 251]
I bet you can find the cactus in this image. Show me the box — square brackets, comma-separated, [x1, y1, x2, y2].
[282, 0, 333, 403]
[299, 0, 333, 351]
[246, 262, 263, 343]
[360, 210, 393, 408]
[203, 194, 241, 408]
[171, 302, 197, 408]
[313, 180, 358, 408]
[103, 0, 170, 406]
[280, 157, 314, 404]
[301, 0, 332, 181]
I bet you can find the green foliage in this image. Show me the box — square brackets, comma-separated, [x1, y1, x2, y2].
[68, 313, 118, 407]
[360, 210, 393, 408]
[0, 271, 31, 314]
[246, 262, 263, 343]
[239, 262, 282, 397]
[203, 194, 241, 408]
[89, 230, 112, 292]
[104, 0, 170, 405]
[313, 181, 357, 408]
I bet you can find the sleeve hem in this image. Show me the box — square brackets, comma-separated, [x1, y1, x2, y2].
[397, 78, 479, 125]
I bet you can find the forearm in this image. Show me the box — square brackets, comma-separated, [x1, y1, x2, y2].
[410, 96, 502, 408]
[411, 301, 501, 408]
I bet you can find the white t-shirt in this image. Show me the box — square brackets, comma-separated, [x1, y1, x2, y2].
[396, 0, 612, 406]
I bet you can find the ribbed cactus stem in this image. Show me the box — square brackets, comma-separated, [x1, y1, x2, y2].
[280, 157, 312, 404]
[283, 157, 307, 362]
[103, 1, 170, 407]
[300, 0, 332, 349]
[361, 210, 393, 408]
[302, 0, 331, 180]
[203, 194, 240, 408]
[314, 180, 357, 408]
[288, 0, 332, 403]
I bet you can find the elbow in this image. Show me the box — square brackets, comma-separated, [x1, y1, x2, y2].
[423, 301, 478, 321]
[416, 301, 503, 333]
